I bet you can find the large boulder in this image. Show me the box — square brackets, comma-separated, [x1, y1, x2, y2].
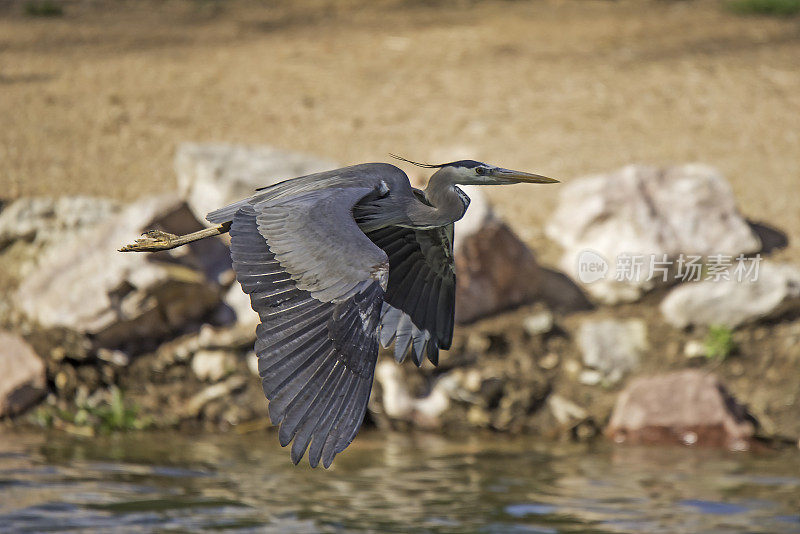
[606, 369, 756, 450]
[577, 319, 647, 386]
[175, 143, 338, 222]
[546, 164, 761, 304]
[660, 262, 800, 329]
[14, 195, 224, 349]
[0, 331, 46, 417]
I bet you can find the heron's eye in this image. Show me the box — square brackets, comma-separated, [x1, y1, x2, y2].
[476, 167, 487, 175]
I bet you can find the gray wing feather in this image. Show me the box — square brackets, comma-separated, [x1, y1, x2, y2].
[255, 187, 388, 302]
[228, 193, 386, 468]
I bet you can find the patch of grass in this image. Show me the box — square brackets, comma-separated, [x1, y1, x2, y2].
[704, 325, 737, 361]
[29, 387, 151, 433]
[726, 0, 800, 16]
[24, 1, 64, 17]
[91, 387, 151, 433]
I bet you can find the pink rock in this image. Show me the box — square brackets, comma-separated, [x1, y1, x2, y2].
[0, 331, 46, 417]
[606, 369, 756, 450]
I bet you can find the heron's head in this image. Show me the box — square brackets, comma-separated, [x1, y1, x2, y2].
[391, 155, 559, 186]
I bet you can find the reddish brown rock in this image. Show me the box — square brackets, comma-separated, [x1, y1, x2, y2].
[454, 219, 543, 324]
[606, 369, 756, 450]
[0, 331, 46, 417]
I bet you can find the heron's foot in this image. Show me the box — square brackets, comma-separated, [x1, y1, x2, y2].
[119, 229, 178, 252]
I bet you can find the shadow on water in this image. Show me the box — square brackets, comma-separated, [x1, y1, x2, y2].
[1, 430, 799, 533]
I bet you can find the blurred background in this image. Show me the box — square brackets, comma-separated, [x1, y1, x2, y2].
[1, 0, 799, 532]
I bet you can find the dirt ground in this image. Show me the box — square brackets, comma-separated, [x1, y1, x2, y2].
[1, 0, 799, 267]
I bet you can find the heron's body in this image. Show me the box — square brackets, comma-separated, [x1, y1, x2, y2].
[199, 159, 558, 467]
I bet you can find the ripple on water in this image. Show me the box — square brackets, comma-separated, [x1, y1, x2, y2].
[0, 431, 799, 533]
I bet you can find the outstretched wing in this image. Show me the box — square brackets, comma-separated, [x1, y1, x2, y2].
[227, 185, 388, 468]
[364, 223, 456, 367]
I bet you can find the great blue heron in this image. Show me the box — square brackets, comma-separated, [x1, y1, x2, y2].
[122, 156, 558, 467]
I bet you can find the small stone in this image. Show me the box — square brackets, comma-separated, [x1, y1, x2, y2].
[0, 331, 46, 417]
[684, 340, 707, 358]
[579, 370, 603, 386]
[467, 405, 490, 426]
[54, 371, 69, 392]
[538, 352, 560, 370]
[182, 376, 247, 418]
[246, 351, 259, 377]
[548, 394, 587, 425]
[462, 369, 482, 392]
[465, 333, 490, 354]
[563, 359, 581, 377]
[578, 318, 647, 385]
[96, 348, 130, 367]
[523, 310, 554, 336]
[50, 346, 67, 362]
[191, 350, 236, 382]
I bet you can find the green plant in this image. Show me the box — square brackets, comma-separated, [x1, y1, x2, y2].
[29, 387, 151, 433]
[726, 0, 800, 16]
[704, 325, 737, 361]
[92, 387, 151, 432]
[24, 1, 64, 17]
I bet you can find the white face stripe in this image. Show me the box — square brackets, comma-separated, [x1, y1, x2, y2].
[445, 164, 493, 185]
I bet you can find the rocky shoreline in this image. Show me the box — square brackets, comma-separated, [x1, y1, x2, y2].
[1, 144, 798, 451]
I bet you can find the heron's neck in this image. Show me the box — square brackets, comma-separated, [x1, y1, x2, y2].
[412, 168, 469, 227]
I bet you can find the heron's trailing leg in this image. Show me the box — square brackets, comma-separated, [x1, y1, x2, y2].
[119, 222, 231, 252]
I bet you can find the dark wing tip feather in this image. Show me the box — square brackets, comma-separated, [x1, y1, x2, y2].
[364, 222, 456, 368]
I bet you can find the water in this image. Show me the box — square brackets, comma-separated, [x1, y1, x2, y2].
[1, 430, 798, 533]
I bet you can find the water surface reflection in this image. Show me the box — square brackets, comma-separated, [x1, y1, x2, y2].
[1, 431, 798, 532]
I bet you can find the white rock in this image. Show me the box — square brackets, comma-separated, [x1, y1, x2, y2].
[246, 351, 259, 377]
[578, 319, 647, 386]
[546, 164, 760, 304]
[223, 282, 260, 331]
[175, 143, 338, 222]
[453, 185, 494, 253]
[523, 310, 554, 336]
[548, 394, 587, 425]
[0, 196, 117, 248]
[538, 352, 560, 370]
[579, 370, 603, 386]
[374, 360, 451, 427]
[661, 262, 800, 329]
[13, 195, 221, 347]
[0, 331, 46, 417]
[375, 360, 414, 419]
[683, 340, 707, 358]
[191, 350, 236, 382]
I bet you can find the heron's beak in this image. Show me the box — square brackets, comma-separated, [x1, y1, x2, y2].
[490, 168, 560, 184]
